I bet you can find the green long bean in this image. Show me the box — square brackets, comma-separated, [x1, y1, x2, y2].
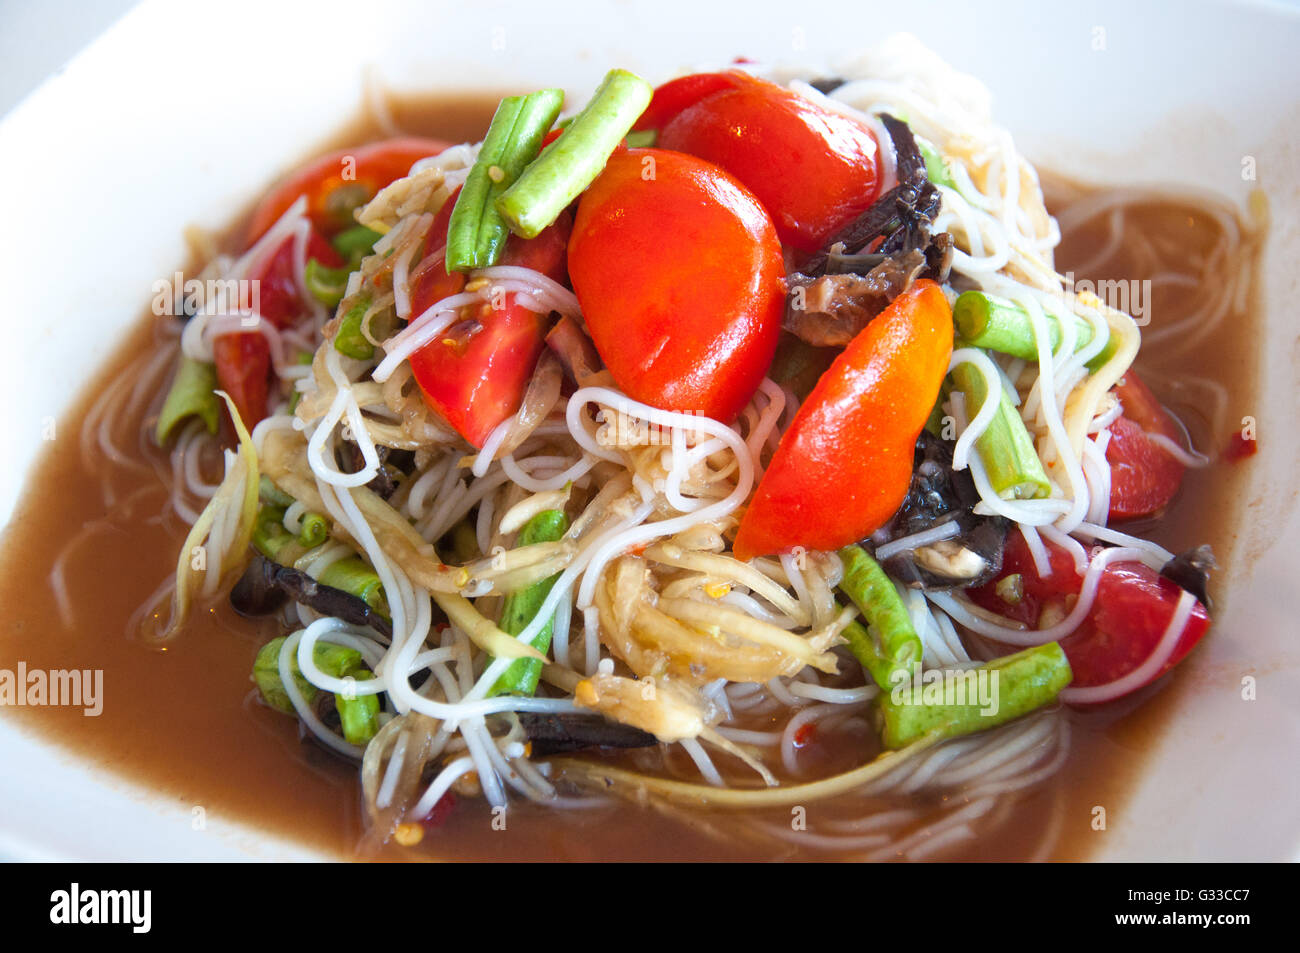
[155, 355, 219, 445]
[837, 545, 922, 690]
[335, 670, 380, 745]
[952, 290, 1117, 371]
[331, 225, 382, 265]
[446, 87, 565, 271]
[297, 512, 329, 548]
[253, 637, 380, 745]
[252, 504, 299, 563]
[253, 636, 364, 713]
[334, 294, 375, 360]
[915, 135, 955, 189]
[489, 509, 570, 696]
[949, 352, 1051, 501]
[304, 258, 350, 308]
[878, 642, 1073, 749]
[496, 69, 652, 239]
[251, 499, 390, 617]
[318, 557, 388, 617]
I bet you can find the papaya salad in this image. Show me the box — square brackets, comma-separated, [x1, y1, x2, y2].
[144, 36, 1222, 858]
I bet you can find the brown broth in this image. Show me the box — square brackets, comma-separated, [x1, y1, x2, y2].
[0, 98, 1262, 862]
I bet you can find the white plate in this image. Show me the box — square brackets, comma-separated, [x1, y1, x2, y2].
[1, 0, 1297, 860]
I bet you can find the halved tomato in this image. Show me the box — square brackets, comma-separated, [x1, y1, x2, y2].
[655, 72, 880, 252]
[246, 138, 450, 243]
[1107, 370, 1186, 520]
[567, 148, 785, 423]
[408, 212, 573, 448]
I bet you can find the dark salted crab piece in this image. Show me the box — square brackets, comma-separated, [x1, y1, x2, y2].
[1160, 544, 1216, 610]
[801, 181, 940, 278]
[825, 230, 952, 281]
[785, 250, 928, 347]
[783, 115, 952, 347]
[339, 442, 416, 500]
[519, 711, 658, 756]
[800, 113, 938, 275]
[878, 113, 928, 190]
[808, 76, 846, 95]
[784, 238, 952, 348]
[231, 554, 393, 639]
[872, 431, 1008, 590]
[312, 690, 342, 733]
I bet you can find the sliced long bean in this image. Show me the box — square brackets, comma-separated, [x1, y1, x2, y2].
[878, 641, 1073, 748]
[915, 134, 955, 190]
[334, 294, 375, 360]
[319, 556, 388, 616]
[837, 545, 922, 689]
[496, 69, 652, 239]
[297, 511, 329, 548]
[252, 504, 298, 563]
[331, 224, 382, 264]
[304, 258, 350, 308]
[949, 353, 1051, 501]
[446, 87, 565, 270]
[254, 637, 380, 744]
[253, 636, 369, 715]
[952, 290, 1116, 371]
[839, 613, 894, 691]
[252, 497, 389, 618]
[155, 355, 219, 444]
[489, 509, 570, 696]
[335, 670, 380, 745]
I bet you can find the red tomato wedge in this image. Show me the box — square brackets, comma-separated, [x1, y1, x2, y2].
[733, 281, 952, 560]
[1106, 370, 1186, 521]
[408, 212, 573, 448]
[656, 72, 880, 252]
[967, 532, 1210, 695]
[213, 230, 341, 427]
[568, 148, 785, 423]
[408, 185, 467, 311]
[260, 230, 342, 328]
[1066, 563, 1209, 689]
[213, 332, 272, 432]
[246, 137, 450, 244]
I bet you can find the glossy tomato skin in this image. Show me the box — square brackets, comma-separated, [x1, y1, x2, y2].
[213, 231, 341, 427]
[657, 73, 880, 252]
[967, 532, 1210, 693]
[410, 304, 549, 449]
[733, 281, 952, 560]
[259, 230, 342, 327]
[409, 212, 572, 448]
[213, 332, 272, 430]
[408, 185, 467, 313]
[1065, 563, 1209, 688]
[568, 148, 785, 423]
[1106, 370, 1186, 520]
[246, 137, 450, 243]
[632, 71, 744, 132]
